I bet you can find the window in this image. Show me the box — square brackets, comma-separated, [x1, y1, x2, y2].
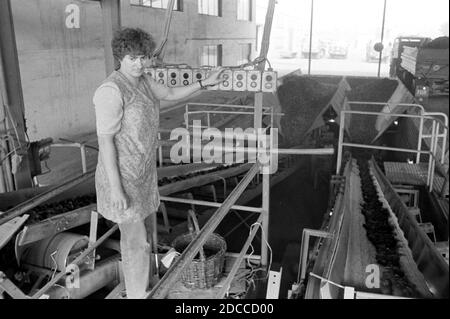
[237, 0, 252, 21]
[237, 43, 252, 65]
[198, 0, 221, 17]
[199, 45, 222, 67]
[130, 0, 181, 11]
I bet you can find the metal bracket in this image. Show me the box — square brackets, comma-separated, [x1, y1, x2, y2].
[266, 267, 283, 299]
[297, 229, 333, 285]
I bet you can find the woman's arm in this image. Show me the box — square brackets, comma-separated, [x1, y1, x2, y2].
[94, 83, 128, 211]
[98, 135, 129, 210]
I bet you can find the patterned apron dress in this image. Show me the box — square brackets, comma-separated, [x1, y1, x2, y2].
[95, 71, 160, 224]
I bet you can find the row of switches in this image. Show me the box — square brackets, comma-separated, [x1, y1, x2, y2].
[146, 68, 277, 93]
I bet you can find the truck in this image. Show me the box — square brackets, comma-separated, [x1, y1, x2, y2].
[389, 36, 430, 77]
[393, 36, 449, 98]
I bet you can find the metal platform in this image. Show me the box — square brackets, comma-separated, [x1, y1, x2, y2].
[384, 162, 448, 196]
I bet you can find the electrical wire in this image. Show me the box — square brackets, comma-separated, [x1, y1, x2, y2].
[308, 272, 346, 290]
[246, 222, 273, 281]
[4, 102, 27, 148]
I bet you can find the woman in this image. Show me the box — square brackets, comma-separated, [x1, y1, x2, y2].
[93, 28, 223, 299]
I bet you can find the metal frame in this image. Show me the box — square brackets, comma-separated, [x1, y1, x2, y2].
[184, 102, 283, 131]
[297, 229, 333, 285]
[336, 102, 449, 192]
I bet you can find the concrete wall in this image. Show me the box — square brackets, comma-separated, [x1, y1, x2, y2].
[12, 0, 105, 141]
[11, 0, 257, 141]
[123, 0, 257, 66]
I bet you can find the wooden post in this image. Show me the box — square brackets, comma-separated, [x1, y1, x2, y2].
[100, 0, 121, 75]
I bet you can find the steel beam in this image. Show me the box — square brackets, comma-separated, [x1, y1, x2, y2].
[100, 0, 121, 74]
[257, 0, 276, 71]
[0, 0, 33, 189]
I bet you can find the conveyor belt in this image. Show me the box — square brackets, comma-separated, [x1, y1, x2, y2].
[306, 157, 448, 299]
[372, 160, 449, 298]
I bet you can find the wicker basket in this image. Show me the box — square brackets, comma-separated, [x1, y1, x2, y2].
[171, 210, 227, 289]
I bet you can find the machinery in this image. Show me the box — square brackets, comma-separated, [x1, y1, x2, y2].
[389, 36, 430, 78]
[146, 66, 278, 93]
[1, 0, 449, 302]
[392, 36, 449, 98]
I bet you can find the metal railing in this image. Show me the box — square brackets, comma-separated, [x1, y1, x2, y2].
[184, 102, 284, 131]
[337, 101, 449, 193]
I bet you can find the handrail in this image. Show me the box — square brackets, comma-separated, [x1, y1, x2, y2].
[187, 102, 273, 111]
[346, 101, 425, 163]
[346, 101, 425, 115]
[185, 103, 279, 130]
[187, 110, 284, 116]
[336, 106, 448, 193]
[145, 164, 260, 299]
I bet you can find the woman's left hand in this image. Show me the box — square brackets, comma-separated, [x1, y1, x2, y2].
[203, 67, 225, 87]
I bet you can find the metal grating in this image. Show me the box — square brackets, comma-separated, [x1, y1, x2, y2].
[384, 162, 448, 196]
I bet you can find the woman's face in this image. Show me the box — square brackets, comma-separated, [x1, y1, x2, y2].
[119, 54, 148, 78]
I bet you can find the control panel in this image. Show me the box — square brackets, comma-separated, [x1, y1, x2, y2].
[146, 67, 277, 93]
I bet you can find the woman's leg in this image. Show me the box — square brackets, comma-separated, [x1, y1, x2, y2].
[144, 213, 158, 286]
[118, 220, 151, 299]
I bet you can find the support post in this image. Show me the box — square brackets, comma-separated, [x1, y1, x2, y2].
[100, 0, 121, 75]
[417, 116, 424, 163]
[257, 0, 276, 71]
[336, 112, 346, 175]
[308, 0, 314, 75]
[377, 0, 387, 77]
[0, 0, 33, 189]
[261, 171, 270, 267]
[254, 91, 270, 267]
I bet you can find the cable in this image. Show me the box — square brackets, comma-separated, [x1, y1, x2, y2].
[246, 222, 273, 281]
[4, 102, 26, 149]
[308, 272, 346, 290]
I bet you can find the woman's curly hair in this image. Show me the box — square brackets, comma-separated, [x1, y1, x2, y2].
[112, 28, 156, 61]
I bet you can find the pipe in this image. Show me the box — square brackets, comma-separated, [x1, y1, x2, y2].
[46, 255, 121, 299]
[0, 171, 95, 226]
